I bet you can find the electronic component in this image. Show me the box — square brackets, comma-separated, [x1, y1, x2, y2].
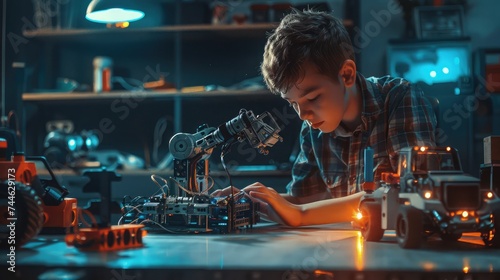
[121, 191, 258, 234]
[121, 109, 282, 233]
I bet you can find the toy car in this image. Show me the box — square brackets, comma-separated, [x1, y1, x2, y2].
[352, 146, 500, 249]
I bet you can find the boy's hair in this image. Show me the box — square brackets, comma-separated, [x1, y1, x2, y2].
[261, 9, 355, 95]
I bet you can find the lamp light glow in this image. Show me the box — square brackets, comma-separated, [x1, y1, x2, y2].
[86, 0, 145, 24]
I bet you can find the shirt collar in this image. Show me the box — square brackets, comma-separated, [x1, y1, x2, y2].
[331, 72, 385, 138]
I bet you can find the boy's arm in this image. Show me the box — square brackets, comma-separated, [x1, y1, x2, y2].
[244, 182, 364, 227]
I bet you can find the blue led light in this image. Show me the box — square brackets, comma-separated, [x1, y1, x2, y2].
[430, 71, 437, 78]
[85, 138, 92, 147]
[67, 138, 77, 151]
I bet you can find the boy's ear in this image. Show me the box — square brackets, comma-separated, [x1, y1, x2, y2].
[339, 59, 356, 87]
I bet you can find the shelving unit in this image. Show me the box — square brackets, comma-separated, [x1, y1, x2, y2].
[22, 89, 271, 102]
[22, 21, 287, 147]
[18, 1, 358, 197]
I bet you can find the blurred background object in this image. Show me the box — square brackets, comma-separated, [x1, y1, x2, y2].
[85, 0, 145, 24]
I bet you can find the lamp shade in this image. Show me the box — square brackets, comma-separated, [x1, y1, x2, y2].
[86, 0, 145, 23]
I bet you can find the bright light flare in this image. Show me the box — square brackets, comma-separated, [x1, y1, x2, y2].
[355, 212, 363, 220]
[424, 191, 432, 199]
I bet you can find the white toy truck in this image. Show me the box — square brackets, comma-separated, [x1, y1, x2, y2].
[352, 146, 500, 249]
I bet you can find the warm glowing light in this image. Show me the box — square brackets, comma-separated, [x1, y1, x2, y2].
[355, 231, 364, 271]
[446, 147, 451, 152]
[424, 191, 432, 199]
[420, 146, 426, 152]
[487, 192, 494, 199]
[463, 258, 470, 274]
[314, 270, 333, 277]
[113, 21, 130, 28]
[422, 262, 436, 271]
[462, 211, 469, 218]
[356, 212, 363, 220]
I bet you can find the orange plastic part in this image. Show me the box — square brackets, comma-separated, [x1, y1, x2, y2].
[43, 198, 78, 228]
[66, 224, 146, 251]
[381, 172, 400, 185]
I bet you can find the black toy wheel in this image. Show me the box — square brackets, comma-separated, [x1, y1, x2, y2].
[482, 210, 500, 248]
[0, 182, 44, 248]
[440, 232, 462, 242]
[359, 201, 385, 241]
[396, 205, 423, 249]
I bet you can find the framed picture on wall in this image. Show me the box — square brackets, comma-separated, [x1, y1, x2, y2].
[414, 5, 465, 39]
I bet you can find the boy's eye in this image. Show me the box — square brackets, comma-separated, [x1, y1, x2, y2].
[308, 95, 319, 102]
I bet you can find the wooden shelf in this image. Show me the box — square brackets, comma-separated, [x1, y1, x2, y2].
[22, 20, 353, 43]
[23, 89, 271, 102]
[22, 23, 279, 43]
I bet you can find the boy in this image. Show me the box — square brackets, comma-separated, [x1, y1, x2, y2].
[215, 9, 436, 227]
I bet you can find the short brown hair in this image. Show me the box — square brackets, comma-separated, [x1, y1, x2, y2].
[261, 9, 355, 94]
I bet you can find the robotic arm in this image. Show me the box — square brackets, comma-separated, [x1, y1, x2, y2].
[168, 109, 283, 194]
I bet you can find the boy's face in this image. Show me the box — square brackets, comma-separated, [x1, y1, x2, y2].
[281, 62, 348, 133]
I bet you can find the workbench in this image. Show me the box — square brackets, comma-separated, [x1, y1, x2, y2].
[2, 222, 499, 280]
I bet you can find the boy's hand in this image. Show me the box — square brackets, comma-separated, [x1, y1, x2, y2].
[243, 182, 301, 227]
[211, 186, 241, 197]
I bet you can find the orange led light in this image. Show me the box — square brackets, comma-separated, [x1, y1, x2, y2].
[424, 191, 432, 199]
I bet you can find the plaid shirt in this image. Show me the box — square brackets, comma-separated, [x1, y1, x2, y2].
[286, 73, 437, 197]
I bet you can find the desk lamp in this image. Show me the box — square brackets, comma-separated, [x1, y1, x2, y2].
[86, 0, 145, 24]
